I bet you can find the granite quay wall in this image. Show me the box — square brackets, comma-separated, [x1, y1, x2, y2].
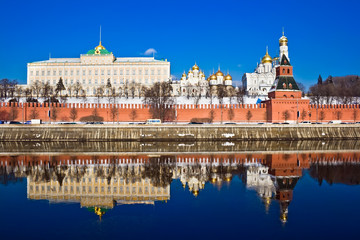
[0, 125, 360, 142]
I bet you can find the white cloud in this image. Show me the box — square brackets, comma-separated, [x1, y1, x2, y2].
[144, 48, 157, 56]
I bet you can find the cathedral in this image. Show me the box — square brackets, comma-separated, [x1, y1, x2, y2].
[171, 63, 233, 97]
[242, 32, 289, 96]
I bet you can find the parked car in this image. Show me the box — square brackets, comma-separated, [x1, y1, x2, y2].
[189, 122, 203, 124]
[24, 121, 31, 124]
[0, 120, 4, 124]
[9, 121, 21, 124]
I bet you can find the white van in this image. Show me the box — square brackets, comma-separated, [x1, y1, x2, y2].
[31, 119, 42, 124]
[146, 119, 161, 124]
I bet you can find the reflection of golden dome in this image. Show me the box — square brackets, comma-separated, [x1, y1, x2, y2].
[279, 35, 288, 46]
[210, 74, 217, 80]
[193, 190, 199, 197]
[216, 70, 224, 76]
[280, 213, 287, 223]
[225, 74, 232, 81]
[192, 63, 199, 71]
[262, 48, 272, 64]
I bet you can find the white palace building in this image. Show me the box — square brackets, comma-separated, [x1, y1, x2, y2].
[27, 40, 170, 96]
[242, 32, 289, 96]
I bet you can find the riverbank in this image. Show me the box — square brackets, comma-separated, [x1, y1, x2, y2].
[0, 124, 360, 141]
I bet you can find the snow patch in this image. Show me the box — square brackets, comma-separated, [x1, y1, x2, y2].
[222, 133, 235, 138]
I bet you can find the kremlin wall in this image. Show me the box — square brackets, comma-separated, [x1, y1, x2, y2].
[0, 101, 359, 123]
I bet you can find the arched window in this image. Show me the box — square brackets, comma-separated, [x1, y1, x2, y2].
[287, 69, 290, 74]
[282, 69, 285, 74]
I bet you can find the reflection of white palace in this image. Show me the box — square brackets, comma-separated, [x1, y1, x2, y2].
[3, 155, 304, 222]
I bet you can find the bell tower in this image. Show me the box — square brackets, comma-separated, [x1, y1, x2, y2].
[279, 29, 289, 60]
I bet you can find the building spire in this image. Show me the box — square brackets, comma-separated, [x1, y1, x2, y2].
[282, 27, 285, 36]
[100, 25, 102, 45]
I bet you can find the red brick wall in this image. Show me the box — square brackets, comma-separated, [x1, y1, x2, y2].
[0, 102, 268, 123]
[0, 102, 359, 123]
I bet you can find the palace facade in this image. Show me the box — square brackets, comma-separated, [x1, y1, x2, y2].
[242, 32, 289, 96]
[27, 41, 170, 96]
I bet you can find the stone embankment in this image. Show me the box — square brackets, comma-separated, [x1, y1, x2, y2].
[0, 124, 359, 142]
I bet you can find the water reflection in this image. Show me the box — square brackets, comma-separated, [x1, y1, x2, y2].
[1, 151, 360, 223]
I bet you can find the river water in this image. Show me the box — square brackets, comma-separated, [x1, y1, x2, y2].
[1, 141, 360, 239]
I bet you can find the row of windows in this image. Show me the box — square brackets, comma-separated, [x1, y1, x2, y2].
[30, 68, 168, 76]
[31, 185, 164, 194]
[32, 78, 164, 86]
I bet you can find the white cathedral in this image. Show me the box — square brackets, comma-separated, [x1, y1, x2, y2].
[242, 32, 289, 96]
[171, 63, 233, 97]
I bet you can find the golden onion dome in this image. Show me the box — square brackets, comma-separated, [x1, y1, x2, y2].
[279, 35, 288, 46]
[215, 70, 224, 76]
[182, 72, 187, 77]
[262, 48, 272, 64]
[210, 74, 217, 80]
[225, 74, 232, 80]
[192, 63, 199, 71]
[188, 69, 193, 74]
[95, 41, 106, 51]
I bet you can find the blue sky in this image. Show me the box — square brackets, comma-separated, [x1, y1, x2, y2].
[1, 0, 359, 89]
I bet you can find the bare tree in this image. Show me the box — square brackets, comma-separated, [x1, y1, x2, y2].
[282, 110, 290, 122]
[209, 109, 215, 123]
[143, 82, 175, 122]
[0, 110, 9, 121]
[228, 108, 235, 122]
[9, 107, 19, 121]
[32, 80, 42, 99]
[246, 110, 253, 123]
[301, 110, 307, 121]
[96, 86, 104, 104]
[73, 82, 83, 98]
[110, 106, 118, 123]
[30, 108, 39, 119]
[129, 109, 137, 122]
[319, 111, 326, 122]
[227, 87, 236, 104]
[69, 107, 78, 122]
[217, 86, 227, 124]
[236, 87, 245, 105]
[353, 109, 358, 122]
[51, 108, 59, 121]
[335, 111, 342, 120]
[15, 86, 23, 102]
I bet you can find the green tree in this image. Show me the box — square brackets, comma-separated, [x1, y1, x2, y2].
[55, 78, 66, 97]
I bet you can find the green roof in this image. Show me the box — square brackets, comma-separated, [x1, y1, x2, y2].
[280, 55, 291, 66]
[86, 48, 111, 55]
[271, 76, 300, 91]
